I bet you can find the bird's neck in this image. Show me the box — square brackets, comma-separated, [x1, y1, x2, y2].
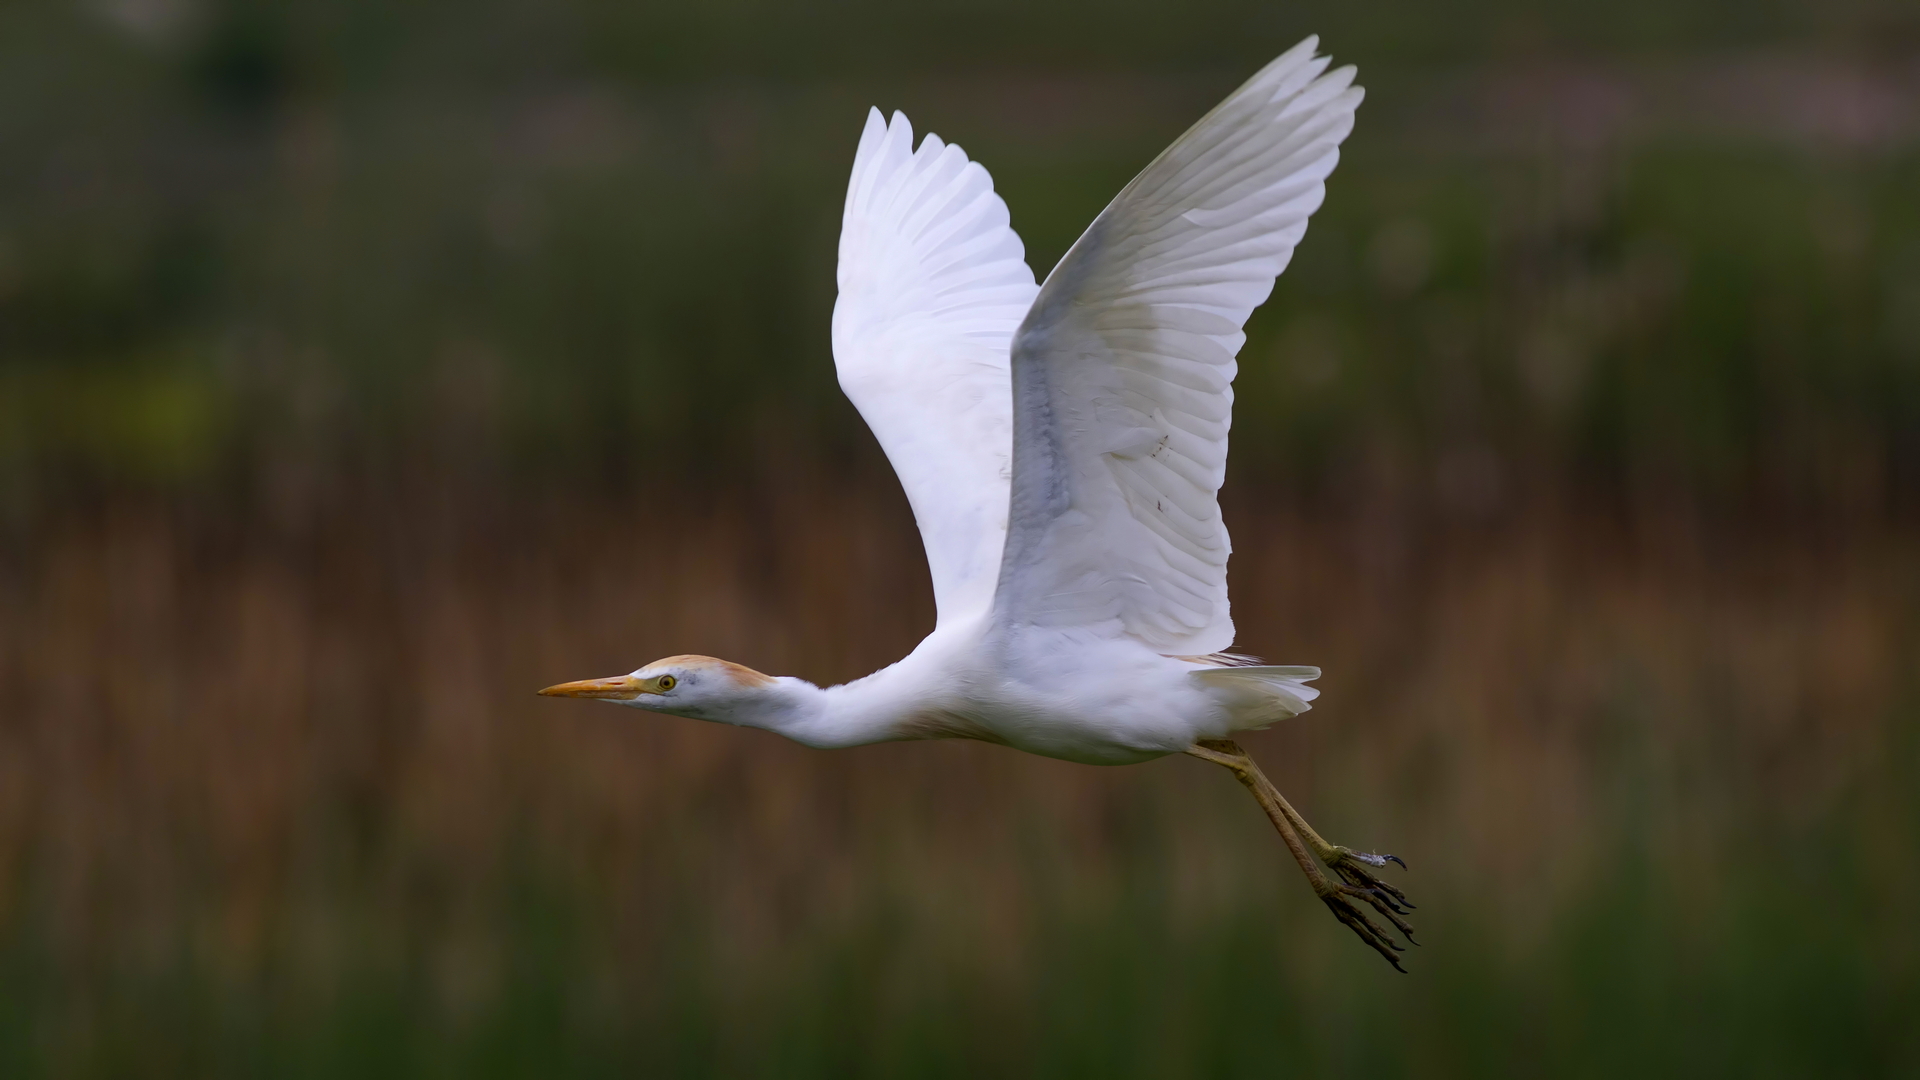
[729, 670, 919, 749]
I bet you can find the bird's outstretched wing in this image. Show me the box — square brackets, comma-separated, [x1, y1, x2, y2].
[994, 38, 1362, 655]
[833, 108, 1039, 628]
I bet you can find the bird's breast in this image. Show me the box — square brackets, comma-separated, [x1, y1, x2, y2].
[886, 706, 1011, 746]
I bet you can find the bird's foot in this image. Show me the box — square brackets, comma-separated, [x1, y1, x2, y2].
[1325, 847, 1414, 917]
[1314, 876, 1414, 972]
[1311, 846, 1415, 969]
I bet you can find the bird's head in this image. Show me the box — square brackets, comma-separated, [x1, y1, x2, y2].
[538, 654, 784, 723]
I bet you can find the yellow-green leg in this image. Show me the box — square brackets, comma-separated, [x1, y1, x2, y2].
[1187, 738, 1415, 971]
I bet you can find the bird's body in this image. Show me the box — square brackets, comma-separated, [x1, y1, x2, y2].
[635, 623, 1316, 765]
[542, 37, 1419, 968]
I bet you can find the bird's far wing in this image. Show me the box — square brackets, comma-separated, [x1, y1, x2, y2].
[833, 108, 1040, 628]
[994, 38, 1361, 655]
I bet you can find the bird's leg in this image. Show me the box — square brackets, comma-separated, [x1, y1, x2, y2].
[1186, 739, 1414, 970]
[1267, 785, 1415, 916]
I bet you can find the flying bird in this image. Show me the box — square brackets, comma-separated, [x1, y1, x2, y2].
[541, 37, 1414, 968]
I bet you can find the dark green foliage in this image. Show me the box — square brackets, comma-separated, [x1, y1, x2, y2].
[1, 0, 1916, 508]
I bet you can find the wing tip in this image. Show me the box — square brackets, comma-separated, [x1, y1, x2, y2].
[1280, 35, 1367, 93]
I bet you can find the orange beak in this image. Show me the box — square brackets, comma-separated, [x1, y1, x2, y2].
[537, 674, 649, 700]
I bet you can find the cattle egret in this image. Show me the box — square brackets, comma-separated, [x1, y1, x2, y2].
[542, 38, 1414, 968]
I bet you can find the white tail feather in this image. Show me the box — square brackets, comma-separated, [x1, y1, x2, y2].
[1190, 664, 1321, 729]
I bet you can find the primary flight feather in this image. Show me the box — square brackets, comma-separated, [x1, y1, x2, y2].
[541, 37, 1418, 970]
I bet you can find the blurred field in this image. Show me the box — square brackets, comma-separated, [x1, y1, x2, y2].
[3, 487, 1916, 1076]
[2, 0, 1919, 1076]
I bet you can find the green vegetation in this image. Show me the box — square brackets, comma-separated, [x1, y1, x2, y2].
[1, 0, 1915, 505]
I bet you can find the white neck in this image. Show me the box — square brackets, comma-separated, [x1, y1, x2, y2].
[715, 662, 942, 749]
[706, 626, 984, 748]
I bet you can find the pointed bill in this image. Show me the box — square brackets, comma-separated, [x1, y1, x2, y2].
[537, 675, 648, 700]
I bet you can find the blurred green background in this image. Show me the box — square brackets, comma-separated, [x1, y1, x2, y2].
[2, 0, 1918, 1076]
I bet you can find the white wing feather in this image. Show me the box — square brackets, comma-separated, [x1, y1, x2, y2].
[833, 109, 1040, 627]
[994, 38, 1363, 655]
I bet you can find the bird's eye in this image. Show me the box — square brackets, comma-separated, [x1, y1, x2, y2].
[657, 675, 677, 691]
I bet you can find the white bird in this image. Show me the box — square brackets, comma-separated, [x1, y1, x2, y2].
[541, 37, 1414, 968]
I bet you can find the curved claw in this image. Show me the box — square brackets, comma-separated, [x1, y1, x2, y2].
[1324, 853, 1418, 946]
[1341, 849, 1408, 871]
[1317, 852, 1420, 967]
